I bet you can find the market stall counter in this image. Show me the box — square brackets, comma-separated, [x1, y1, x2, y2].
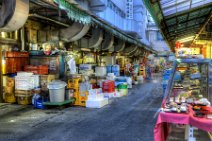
[154, 106, 212, 141]
[154, 59, 212, 141]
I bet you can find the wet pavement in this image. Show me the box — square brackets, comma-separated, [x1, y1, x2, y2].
[0, 75, 163, 141]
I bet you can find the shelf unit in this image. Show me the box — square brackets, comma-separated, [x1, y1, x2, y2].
[164, 59, 212, 103]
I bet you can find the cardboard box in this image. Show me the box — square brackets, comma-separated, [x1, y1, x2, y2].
[5, 86, 14, 94]
[7, 77, 15, 87]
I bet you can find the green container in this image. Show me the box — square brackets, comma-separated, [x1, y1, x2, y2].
[118, 83, 128, 89]
[119, 89, 128, 96]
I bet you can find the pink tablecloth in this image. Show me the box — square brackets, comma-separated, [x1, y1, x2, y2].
[154, 107, 212, 141]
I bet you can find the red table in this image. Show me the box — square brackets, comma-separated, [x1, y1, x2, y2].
[154, 106, 212, 141]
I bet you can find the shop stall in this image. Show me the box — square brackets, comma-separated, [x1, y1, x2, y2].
[154, 58, 212, 141]
[0, 0, 155, 109]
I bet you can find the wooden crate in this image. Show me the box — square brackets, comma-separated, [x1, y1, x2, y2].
[15, 89, 32, 97]
[17, 96, 32, 105]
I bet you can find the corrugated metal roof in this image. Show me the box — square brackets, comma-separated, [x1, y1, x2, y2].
[144, 0, 212, 51]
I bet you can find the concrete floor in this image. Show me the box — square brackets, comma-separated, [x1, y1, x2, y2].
[0, 76, 163, 141]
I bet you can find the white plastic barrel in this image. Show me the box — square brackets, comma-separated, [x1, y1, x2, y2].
[95, 66, 107, 76]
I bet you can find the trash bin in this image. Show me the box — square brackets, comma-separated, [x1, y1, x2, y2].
[47, 80, 67, 102]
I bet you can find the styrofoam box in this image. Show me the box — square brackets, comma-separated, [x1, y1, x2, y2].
[103, 92, 114, 99]
[86, 98, 108, 108]
[88, 94, 104, 101]
[88, 88, 102, 95]
[17, 72, 33, 77]
[113, 92, 123, 97]
[15, 75, 40, 90]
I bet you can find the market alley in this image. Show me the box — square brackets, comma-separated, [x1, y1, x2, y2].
[0, 76, 162, 141]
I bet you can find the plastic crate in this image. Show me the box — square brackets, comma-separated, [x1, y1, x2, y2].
[67, 78, 80, 89]
[4, 93, 16, 103]
[78, 91, 88, 107]
[24, 65, 48, 75]
[6, 51, 29, 58]
[15, 89, 32, 97]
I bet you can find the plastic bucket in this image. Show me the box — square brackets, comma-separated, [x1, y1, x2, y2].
[49, 88, 65, 102]
[48, 80, 67, 102]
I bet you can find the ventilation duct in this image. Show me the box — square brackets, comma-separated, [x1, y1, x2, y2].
[134, 49, 141, 56]
[123, 46, 138, 55]
[60, 22, 90, 42]
[128, 48, 139, 56]
[130, 49, 139, 57]
[0, 0, 29, 32]
[114, 40, 125, 52]
[100, 33, 114, 50]
[79, 28, 103, 48]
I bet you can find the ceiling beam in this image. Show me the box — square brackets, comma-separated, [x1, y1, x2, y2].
[166, 11, 209, 27]
[168, 23, 201, 34]
[164, 3, 212, 20]
[161, 0, 190, 11]
[168, 30, 197, 38]
[190, 11, 212, 46]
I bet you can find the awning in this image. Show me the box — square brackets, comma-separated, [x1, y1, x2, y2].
[54, 0, 157, 54]
[144, 0, 212, 51]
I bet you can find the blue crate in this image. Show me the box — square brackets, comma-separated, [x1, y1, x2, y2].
[163, 75, 170, 80]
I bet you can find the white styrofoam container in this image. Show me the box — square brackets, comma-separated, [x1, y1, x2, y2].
[88, 94, 104, 101]
[103, 92, 114, 99]
[79, 64, 92, 70]
[15, 75, 40, 90]
[113, 91, 123, 97]
[95, 66, 107, 77]
[86, 98, 108, 108]
[17, 72, 33, 77]
[88, 88, 102, 95]
[32, 75, 40, 88]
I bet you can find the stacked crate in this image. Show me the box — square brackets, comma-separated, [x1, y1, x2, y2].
[15, 72, 39, 105]
[102, 80, 115, 93]
[4, 77, 16, 103]
[15, 90, 32, 105]
[24, 65, 48, 75]
[67, 78, 82, 106]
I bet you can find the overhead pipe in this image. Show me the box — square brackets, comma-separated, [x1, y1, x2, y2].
[28, 14, 70, 27]
[0, 0, 29, 32]
[123, 45, 138, 55]
[29, 14, 90, 42]
[60, 22, 91, 42]
[79, 27, 103, 48]
[101, 33, 114, 50]
[133, 49, 141, 57]
[114, 39, 125, 52]
[128, 48, 139, 56]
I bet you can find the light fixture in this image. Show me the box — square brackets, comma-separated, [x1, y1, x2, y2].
[177, 36, 195, 43]
[81, 48, 91, 52]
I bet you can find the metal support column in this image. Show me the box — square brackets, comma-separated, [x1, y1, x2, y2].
[0, 47, 3, 102]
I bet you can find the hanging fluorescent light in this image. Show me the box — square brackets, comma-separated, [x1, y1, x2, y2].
[177, 36, 195, 43]
[81, 48, 91, 52]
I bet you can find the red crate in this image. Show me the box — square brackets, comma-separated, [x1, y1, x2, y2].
[103, 88, 115, 93]
[24, 65, 48, 75]
[102, 80, 115, 93]
[38, 68, 48, 75]
[24, 65, 38, 70]
[6, 52, 29, 57]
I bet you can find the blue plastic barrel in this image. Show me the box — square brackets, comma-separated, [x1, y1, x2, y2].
[106, 65, 112, 73]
